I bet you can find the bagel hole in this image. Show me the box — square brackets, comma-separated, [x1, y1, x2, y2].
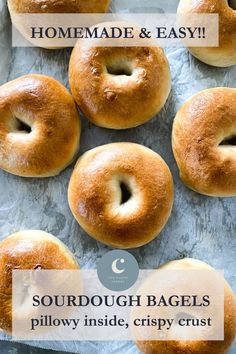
[120, 182, 132, 204]
[34, 264, 43, 270]
[228, 0, 236, 9]
[175, 312, 196, 323]
[15, 118, 32, 134]
[106, 62, 133, 76]
[220, 135, 236, 146]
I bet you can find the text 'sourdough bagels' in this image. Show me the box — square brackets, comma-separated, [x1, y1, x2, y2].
[0, 75, 81, 177]
[178, 0, 236, 67]
[68, 143, 174, 248]
[0, 230, 80, 333]
[172, 88, 236, 197]
[134, 258, 236, 354]
[69, 23, 171, 129]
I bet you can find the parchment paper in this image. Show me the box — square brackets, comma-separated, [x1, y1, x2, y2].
[0, 0, 235, 353]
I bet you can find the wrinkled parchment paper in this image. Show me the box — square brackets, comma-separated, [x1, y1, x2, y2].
[0, 0, 235, 352]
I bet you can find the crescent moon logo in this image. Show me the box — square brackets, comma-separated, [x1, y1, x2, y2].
[111, 258, 125, 274]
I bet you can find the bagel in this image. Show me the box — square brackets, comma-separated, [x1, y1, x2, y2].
[0, 74, 81, 177]
[68, 143, 174, 249]
[172, 88, 236, 197]
[69, 23, 171, 129]
[7, 0, 110, 14]
[7, 0, 110, 49]
[178, 0, 236, 67]
[0, 230, 79, 333]
[134, 258, 236, 354]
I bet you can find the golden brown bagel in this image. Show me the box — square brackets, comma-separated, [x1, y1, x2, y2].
[69, 23, 171, 129]
[7, 0, 110, 49]
[0, 230, 79, 333]
[134, 258, 236, 354]
[178, 0, 236, 67]
[68, 143, 174, 248]
[0, 74, 81, 177]
[172, 88, 236, 197]
[7, 0, 110, 14]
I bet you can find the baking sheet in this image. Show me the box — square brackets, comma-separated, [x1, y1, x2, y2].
[0, 0, 235, 352]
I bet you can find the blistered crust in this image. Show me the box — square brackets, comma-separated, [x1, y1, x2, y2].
[0, 75, 81, 177]
[135, 258, 236, 354]
[68, 143, 174, 248]
[7, 0, 110, 14]
[172, 88, 236, 197]
[0, 230, 79, 333]
[178, 0, 236, 67]
[69, 24, 171, 129]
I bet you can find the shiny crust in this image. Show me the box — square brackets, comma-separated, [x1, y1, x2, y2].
[7, 0, 110, 13]
[68, 143, 174, 248]
[135, 258, 236, 354]
[0, 75, 81, 177]
[178, 0, 236, 67]
[0, 230, 79, 333]
[172, 88, 236, 197]
[69, 25, 171, 129]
